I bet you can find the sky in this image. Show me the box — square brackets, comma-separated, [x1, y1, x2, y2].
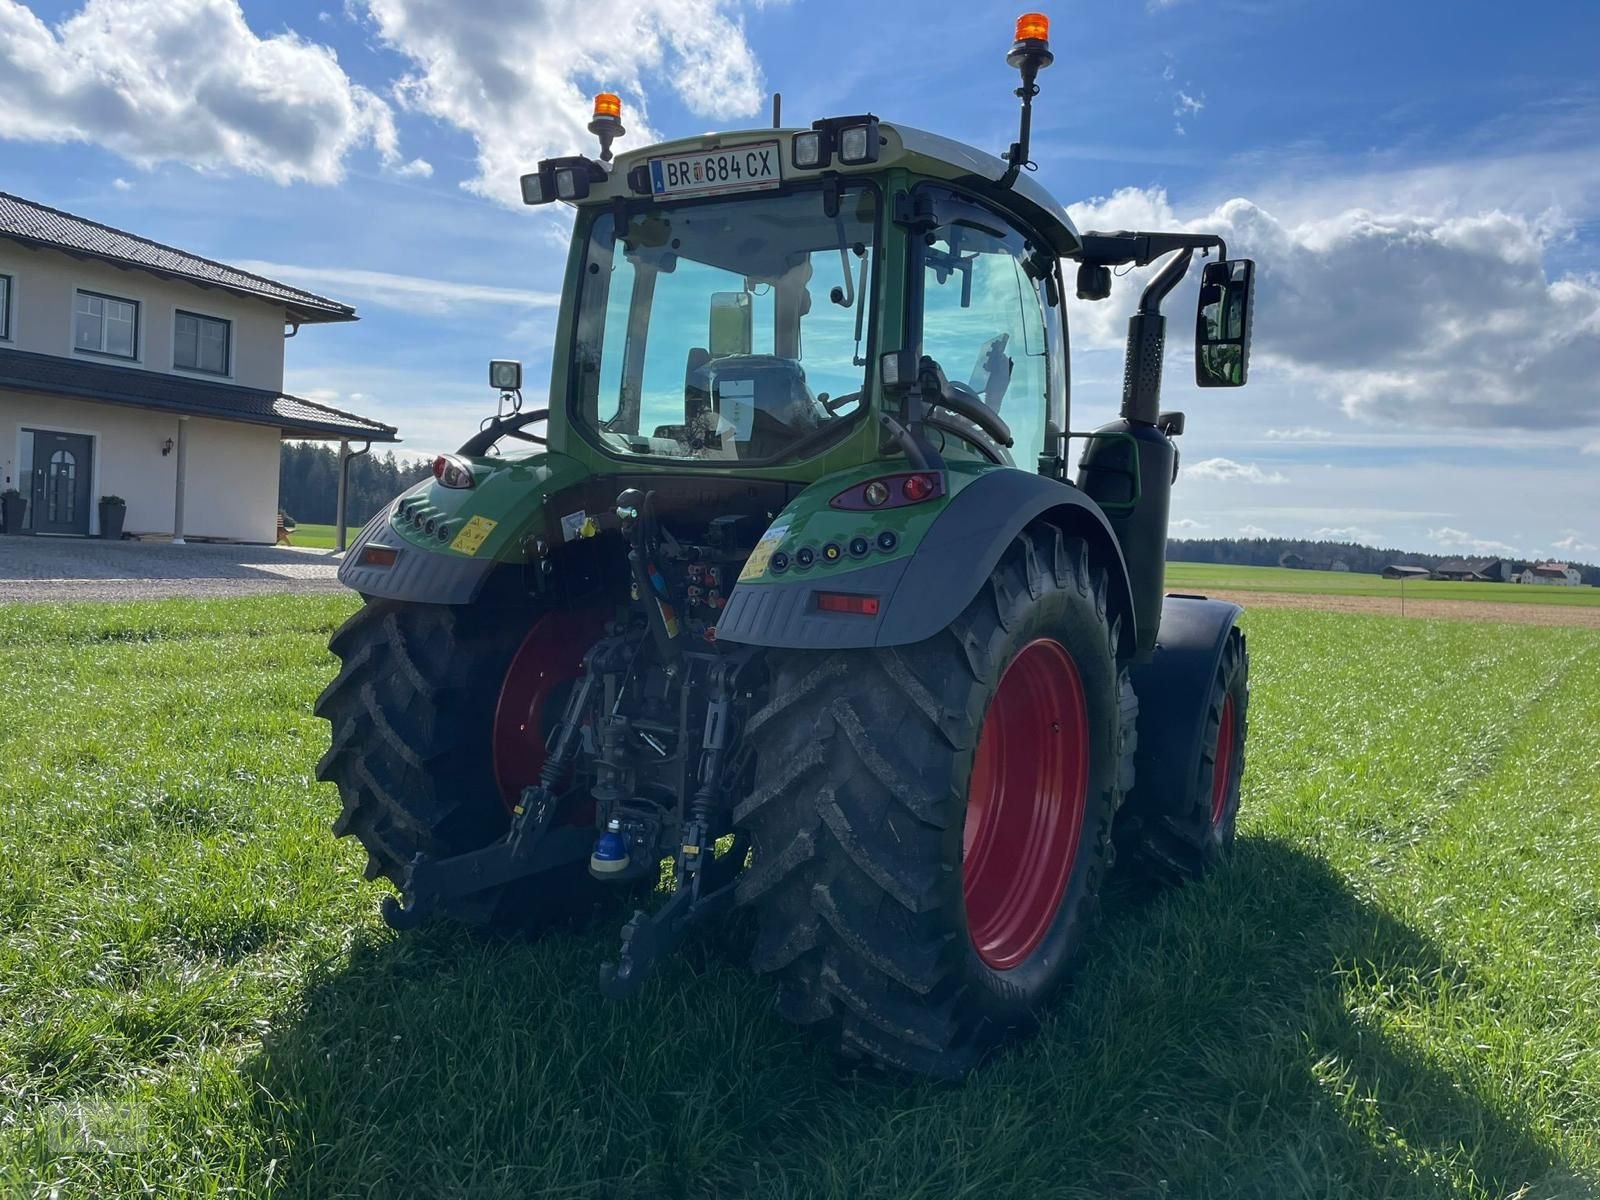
[3, 0, 1598, 562]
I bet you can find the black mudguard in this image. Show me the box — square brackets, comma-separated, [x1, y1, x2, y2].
[1126, 595, 1243, 818]
[717, 471, 1137, 653]
[338, 505, 497, 605]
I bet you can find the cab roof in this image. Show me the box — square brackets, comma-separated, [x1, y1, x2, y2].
[588, 121, 1082, 257]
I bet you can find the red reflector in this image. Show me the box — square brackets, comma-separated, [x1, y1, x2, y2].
[828, 471, 945, 510]
[361, 546, 398, 568]
[816, 591, 880, 616]
[432, 453, 474, 489]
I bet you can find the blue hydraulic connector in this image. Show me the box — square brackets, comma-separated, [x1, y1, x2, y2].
[590, 818, 631, 876]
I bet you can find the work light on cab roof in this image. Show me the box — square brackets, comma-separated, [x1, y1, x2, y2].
[318, 7, 1264, 1084]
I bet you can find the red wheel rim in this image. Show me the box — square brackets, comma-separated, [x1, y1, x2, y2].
[491, 611, 606, 811]
[1211, 693, 1236, 826]
[962, 638, 1090, 971]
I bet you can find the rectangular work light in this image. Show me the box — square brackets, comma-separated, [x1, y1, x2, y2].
[837, 121, 879, 164]
[792, 130, 825, 169]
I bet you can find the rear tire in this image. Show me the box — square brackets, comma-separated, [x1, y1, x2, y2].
[314, 599, 604, 927]
[735, 525, 1136, 1077]
[1123, 627, 1249, 882]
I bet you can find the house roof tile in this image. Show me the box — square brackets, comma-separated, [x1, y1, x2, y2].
[0, 192, 356, 324]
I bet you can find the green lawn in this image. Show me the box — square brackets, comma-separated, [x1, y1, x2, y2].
[2, 597, 1598, 1198]
[1166, 560, 1600, 606]
[282, 522, 361, 550]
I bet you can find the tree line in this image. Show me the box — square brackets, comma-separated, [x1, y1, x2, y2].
[279, 442, 432, 526]
[1169, 537, 1599, 586]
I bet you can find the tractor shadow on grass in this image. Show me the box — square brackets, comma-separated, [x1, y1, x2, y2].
[242, 840, 1589, 1199]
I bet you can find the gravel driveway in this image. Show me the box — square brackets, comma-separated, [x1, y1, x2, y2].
[0, 536, 349, 603]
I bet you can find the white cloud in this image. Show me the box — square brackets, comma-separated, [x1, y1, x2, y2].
[1584, 440, 1600, 455]
[1175, 91, 1204, 115]
[111, 176, 132, 190]
[1311, 526, 1381, 544]
[1170, 517, 1208, 532]
[0, 0, 427, 183]
[233, 260, 561, 314]
[1430, 526, 1520, 557]
[1239, 525, 1273, 538]
[1065, 186, 1600, 432]
[1554, 531, 1596, 554]
[359, 0, 766, 205]
[1185, 457, 1288, 484]
[1264, 426, 1332, 440]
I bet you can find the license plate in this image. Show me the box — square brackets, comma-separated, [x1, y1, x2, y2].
[649, 143, 781, 200]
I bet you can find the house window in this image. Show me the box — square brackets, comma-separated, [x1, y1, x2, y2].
[0, 274, 11, 339]
[74, 290, 139, 359]
[174, 310, 230, 375]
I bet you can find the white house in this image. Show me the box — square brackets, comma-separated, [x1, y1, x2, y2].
[1515, 562, 1582, 586]
[0, 191, 396, 543]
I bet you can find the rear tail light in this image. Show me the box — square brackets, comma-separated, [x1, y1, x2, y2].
[360, 545, 398, 568]
[815, 591, 880, 616]
[433, 454, 475, 489]
[829, 471, 945, 511]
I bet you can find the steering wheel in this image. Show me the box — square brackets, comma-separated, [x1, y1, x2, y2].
[934, 381, 1014, 448]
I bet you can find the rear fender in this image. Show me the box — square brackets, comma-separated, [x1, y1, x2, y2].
[1126, 596, 1243, 818]
[716, 465, 1137, 653]
[339, 450, 591, 605]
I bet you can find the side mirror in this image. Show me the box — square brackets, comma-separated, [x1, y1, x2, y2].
[1195, 258, 1254, 387]
[489, 359, 522, 391]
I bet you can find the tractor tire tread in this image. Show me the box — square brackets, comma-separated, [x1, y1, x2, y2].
[737, 524, 1137, 1075]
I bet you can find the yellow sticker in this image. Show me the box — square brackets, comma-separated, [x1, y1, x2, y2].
[449, 514, 498, 556]
[738, 522, 789, 582]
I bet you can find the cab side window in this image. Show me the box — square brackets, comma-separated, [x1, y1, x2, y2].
[917, 190, 1051, 467]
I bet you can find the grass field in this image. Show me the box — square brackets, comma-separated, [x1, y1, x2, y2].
[1165, 561, 1600, 607]
[2, 596, 1598, 1198]
[282, 522, 361, 550]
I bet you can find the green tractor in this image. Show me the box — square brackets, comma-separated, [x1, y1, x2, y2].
[316, 13, 1256, 1079]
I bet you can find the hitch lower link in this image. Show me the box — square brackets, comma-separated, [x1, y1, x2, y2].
[379, 644, 752, 1004]
[379, 669, 599, 932]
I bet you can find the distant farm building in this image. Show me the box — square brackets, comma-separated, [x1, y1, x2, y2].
[1431, 558, 1508, 582]
[1278, 551, 1351, 572]
[1515, 562, 1581, 586]
[1382, 565, 1432, 580]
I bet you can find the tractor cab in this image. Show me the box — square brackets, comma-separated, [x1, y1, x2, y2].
[521, 116, 1087, 478]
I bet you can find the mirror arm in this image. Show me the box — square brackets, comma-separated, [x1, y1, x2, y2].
[1077, 231, 1225, 269]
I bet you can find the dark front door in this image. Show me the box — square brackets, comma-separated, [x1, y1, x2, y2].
[29, 430, 93, 535]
